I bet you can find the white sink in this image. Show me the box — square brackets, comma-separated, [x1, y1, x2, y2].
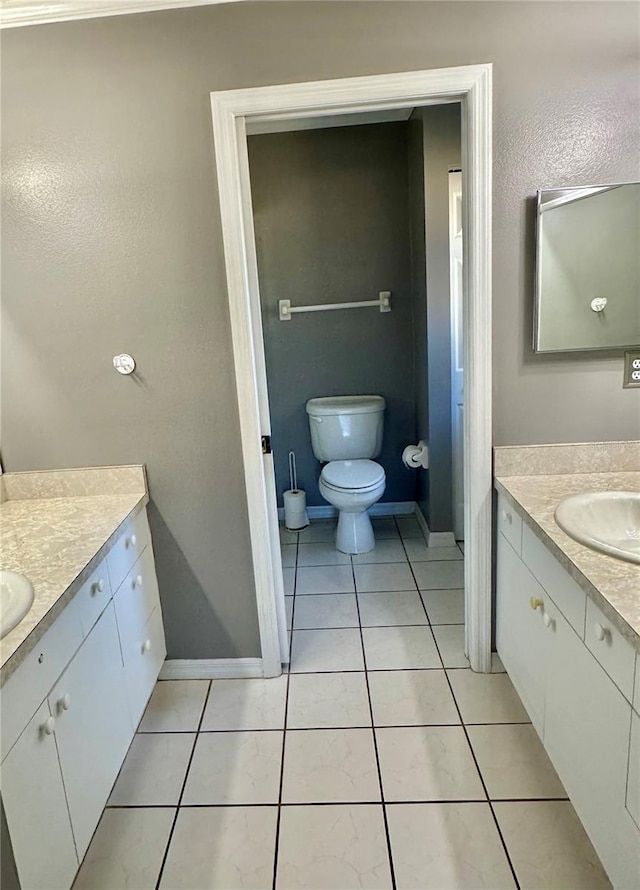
[0, 571, 35, 639]
[555, 491, 640, 565]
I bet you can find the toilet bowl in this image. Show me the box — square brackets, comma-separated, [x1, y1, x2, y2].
[319, 459, 386, 553]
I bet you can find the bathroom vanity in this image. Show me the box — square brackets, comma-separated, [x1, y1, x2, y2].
[0, 466, 166, 890]
[494, 443, 640, 889]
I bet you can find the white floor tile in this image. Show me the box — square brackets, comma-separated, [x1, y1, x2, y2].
[297, 542, 351, 566]
[467, 724, 566, 799]
[281, 544, 297, 568]
[352, 539, 408, 564]
[276, 805, 392, 889]
[290, 628, 364, 673]
[108, 734, 195, 806]
[181, 730, 282, 804]
[404, 539, 463, 562]
[395, 515, 424, 538]
[293, 593, 359, 629]
[371, 517, 401, 539]
[282, 728, 380, 803]
[419, 588, 465, 624]
[368, 670, 460, 726]
[357, 591, 427, 626]
[285, 596, 293, 630]
[75, 807, 175, 890]
[159, 806, 278, 890]
[491, 652, 506, 673]
[387, 802, 516, 889]
[432, 624, 470, 668]
[298, 520, 337, 543]
[280, 525, 299, 545]
[376, 726, 485, 801]
[138, 680, 209, 733]
[354, 563, 416, 592]
[296, 564, 354, 594]
[447, 670, 530, 724]
[493, 801, 610, 889]
[283, 567, 295, 595]
[287, 672, 371, 728]
[200, 675, 288, 731]
[362, 626, 441, 670]
[412, 560, 464, 590]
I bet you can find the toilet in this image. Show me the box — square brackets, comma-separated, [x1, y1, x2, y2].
[306, 395, 386, 554]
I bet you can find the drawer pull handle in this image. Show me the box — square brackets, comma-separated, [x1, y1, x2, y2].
[91, 579, 105, 596]
[132, 574, 143, 589]
[530, 597, 544, 611]
[125, 534, 137, 549]
[501, 510, 512, 524]
[594, 623, 609, 642]
[42, 716, 55, 735]
[543, 611, 555, 629]
[59, 694, 71, 712]
[142, 638, 151, 653]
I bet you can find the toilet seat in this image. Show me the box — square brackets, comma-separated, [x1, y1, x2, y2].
[321, 459, 385, 493]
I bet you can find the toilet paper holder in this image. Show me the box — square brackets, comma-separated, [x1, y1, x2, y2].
[402, 441, 429, 469]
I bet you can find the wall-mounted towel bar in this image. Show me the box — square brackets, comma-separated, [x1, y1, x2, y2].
[279, 291, 391, 321]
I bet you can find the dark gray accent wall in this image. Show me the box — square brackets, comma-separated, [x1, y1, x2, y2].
[1, 2, 638, 660]
[248, 124, 416, 507]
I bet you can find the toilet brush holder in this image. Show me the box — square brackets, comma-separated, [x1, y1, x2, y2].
[284, 489, 309, 531]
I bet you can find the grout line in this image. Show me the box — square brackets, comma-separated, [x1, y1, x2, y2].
[131, 719, 534, 735]
[154, 679, 213, 890]
[353, 549, 398, 890]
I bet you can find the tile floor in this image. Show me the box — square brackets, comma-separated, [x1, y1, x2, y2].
[76, 516, 611, 890]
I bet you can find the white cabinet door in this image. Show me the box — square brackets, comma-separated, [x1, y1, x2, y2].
[1, 700, 78, 890]
[50, 602, 133, 861]
[496, 533, 548, 734]
[120, 606, 166, 728]
[543, 600, 639, 889]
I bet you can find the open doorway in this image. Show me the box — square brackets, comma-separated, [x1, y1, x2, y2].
[210, 65, 492, 675]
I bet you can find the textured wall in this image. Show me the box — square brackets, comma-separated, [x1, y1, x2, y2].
[249, 123, 416, 507]
[2, 2, 638, 659]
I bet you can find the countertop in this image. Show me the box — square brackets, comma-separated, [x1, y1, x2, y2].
[495, 469, 640, 650]
[0, 466, 148, 685]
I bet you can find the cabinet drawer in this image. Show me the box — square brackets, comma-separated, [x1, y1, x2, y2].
[76, 559, 112, 637]
[107, 510, 152, 593]
[114, 547, 161, 644]
[121, 606, 166, 728]
[522, 524, 586, 636]
[497, 493, 522, 555]
[627, 710, 640, 830]
[584, 597, 636, 703]
[1, 597, 83, 760]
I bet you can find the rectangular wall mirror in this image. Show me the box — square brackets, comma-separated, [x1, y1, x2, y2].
[534, 182, 640, 352]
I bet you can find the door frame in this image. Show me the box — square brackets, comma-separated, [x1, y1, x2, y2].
[210, 64, 493, 675]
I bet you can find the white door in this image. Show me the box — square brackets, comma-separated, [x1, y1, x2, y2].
[449, 171, 464, 542]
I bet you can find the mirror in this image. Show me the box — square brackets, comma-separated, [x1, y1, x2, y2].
[534, 183, 640, 352]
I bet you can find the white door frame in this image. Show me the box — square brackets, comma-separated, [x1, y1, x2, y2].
[210, 64, 493, 675]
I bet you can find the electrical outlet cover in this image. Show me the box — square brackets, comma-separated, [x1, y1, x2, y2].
[623, 350, 640, 388]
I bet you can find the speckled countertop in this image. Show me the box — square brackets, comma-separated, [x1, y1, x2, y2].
[494, 443, 640, 650]
[0, 466, 148, 684]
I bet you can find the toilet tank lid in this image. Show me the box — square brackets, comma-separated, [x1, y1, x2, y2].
[306, 396, 386, 417]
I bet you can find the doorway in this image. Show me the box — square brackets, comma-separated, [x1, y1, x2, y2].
[210, 65, 493, 675]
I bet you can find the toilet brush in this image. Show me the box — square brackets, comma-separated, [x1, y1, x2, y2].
[284, 451, 309, 531]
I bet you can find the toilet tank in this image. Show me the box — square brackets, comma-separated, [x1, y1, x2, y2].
[306, 396, 385, 462]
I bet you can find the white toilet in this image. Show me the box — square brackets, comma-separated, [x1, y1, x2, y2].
[306, 395, 386, 554]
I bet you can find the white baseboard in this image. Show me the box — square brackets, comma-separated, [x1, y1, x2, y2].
[414, 503, 457, 548]
[277, 501, 416, 521]
[159, 658, 264, 680]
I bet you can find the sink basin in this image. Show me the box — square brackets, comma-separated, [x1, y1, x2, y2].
[555, 491, 640, 565]
[0, 571, 35, 639]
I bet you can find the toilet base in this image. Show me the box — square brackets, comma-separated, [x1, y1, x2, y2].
[336, 510, 375, 554]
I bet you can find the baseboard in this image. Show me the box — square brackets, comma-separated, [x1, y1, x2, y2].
[414, 503, 457, 548]
[159, 658, 264, 680]
[277, 501, 416, 521]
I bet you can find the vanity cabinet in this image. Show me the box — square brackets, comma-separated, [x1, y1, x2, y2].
[496, 493, 640, 889]
[0, 508, 165, 890]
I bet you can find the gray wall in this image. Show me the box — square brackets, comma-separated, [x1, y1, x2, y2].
[248, 123, 416, 507]
[2, 2, 639, 660]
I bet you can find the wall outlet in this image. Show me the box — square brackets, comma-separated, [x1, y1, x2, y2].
[623, 350, 640, 388]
